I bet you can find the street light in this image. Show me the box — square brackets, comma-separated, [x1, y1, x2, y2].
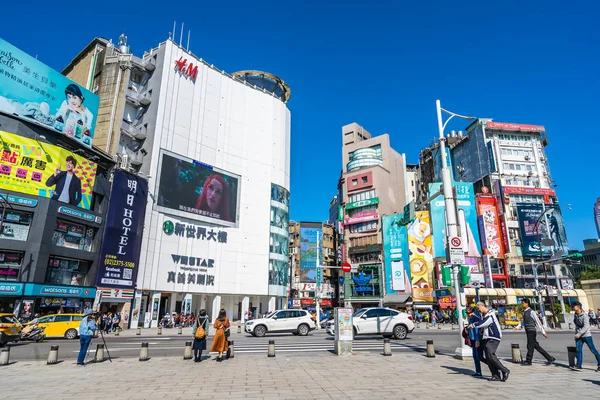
[435, 100, 476, 359]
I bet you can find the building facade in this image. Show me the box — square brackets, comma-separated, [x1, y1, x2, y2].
[63, 36, 291, 326]
[595, 198, 600, 239]
[288, 221, 336, 315]
[338, 123, 409, 308]
[0, 39, 114, 319]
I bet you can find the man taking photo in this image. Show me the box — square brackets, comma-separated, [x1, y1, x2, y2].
[77, 310, 97, 366]
[514, 298, 555, 366]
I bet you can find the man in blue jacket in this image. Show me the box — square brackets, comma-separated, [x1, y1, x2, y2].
[468, 301, 510, 382]
[77, 310, 97, 366]
[467, 306, 486, 377]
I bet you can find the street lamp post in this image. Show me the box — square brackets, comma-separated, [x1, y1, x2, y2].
[435, 100, 475, 359]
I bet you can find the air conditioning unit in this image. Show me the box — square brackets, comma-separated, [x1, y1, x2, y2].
[528, 171, 534, 176]
[524, 155, 530, 160]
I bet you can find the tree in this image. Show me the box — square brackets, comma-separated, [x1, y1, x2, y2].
[578, 266, 600, 282]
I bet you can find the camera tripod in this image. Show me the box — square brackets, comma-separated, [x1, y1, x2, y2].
[85, 322, 113, 364]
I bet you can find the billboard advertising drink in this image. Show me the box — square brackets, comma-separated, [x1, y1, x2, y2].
[429, 182, 481, 259]
[407, 211, 434, 302]
[95, 170, 148, 289]
[382, 214, 411, 297]
[516, 203, 569, 258]
[155, 150, 240, 227]
[0, 130, 97, 209]
[300, 227, 321, 283]
[0, 38, 100, 148]
[477, 197, 505, 259]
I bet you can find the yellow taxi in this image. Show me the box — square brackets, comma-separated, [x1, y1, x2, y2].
[0, 313, 22, 347]
[37, 314, 85, 339]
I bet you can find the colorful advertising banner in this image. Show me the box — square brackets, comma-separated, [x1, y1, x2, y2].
[0, 130, 97, 209]
[155, 150, 240, 227]
[516, 203, 569, 258]
[300, 227, 321, 283]
[345, 210, 378, 225]
[407, 211, 434, 302]
[96, 170, 148, 289]
[0, 38, 100, 148]
[477, 197, 505, 259]
[382, 214, 411, 297]
[429, 182, 481, 259]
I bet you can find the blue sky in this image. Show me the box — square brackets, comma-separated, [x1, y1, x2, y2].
[3, 1, 599, 248]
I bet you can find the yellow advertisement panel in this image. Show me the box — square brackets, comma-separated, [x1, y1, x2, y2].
[0, 130, 97, 209]
[408, 211, 434, 302]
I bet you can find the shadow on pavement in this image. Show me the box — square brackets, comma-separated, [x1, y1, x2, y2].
[440, 365, 479, 377]
[582, 379, 600, 386]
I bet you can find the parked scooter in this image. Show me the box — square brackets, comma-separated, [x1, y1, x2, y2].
[21, 319, 46, 342]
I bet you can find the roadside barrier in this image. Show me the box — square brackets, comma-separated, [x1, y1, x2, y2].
[47, 345, 59, 365]
[383, 339, 392, 356]
[183, 342, 193, 360]
[139, 342, 149, 361]
[0, 347, 10, 365]
[94, 344, 105, 363]
[268, 340, 275, 357]
[511, 344, 522, 363]
[426, 340, 435, 358]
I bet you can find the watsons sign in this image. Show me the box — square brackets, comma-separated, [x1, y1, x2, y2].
[58, 206, 103, 225]
[24, 283, 96, 298]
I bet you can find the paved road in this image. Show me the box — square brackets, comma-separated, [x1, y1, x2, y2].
[6, 328, 600, 367]
[2, 349, 599, 400]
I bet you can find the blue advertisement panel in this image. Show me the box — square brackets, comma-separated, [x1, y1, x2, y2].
[429, 182, 481, 259]
[24, 283, 96, 298]
[300, 227, 321, 283]
[382, 214, 411, 295]
[516, 203, 569, 258]
[0, 282, 24, 295]
[0, 38, 100, 148]
[95, 170, 148, 289]
[432, 146, 453, 183]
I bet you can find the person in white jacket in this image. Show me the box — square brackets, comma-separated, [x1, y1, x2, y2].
[468, 301, 510, 382]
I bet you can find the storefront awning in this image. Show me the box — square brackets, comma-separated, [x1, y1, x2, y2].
[504, 288, 535, 297]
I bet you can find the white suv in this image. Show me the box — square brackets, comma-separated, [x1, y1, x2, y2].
[327, 307, 414, 340]
[245, 309, 316, 337]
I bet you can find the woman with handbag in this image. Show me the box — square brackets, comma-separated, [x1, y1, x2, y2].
[192, 310, 210, 362]
[210, 308, 230, 362]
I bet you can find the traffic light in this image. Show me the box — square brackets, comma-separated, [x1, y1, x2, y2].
[441, 266, 452, 286]
[460, 265, 470, 286]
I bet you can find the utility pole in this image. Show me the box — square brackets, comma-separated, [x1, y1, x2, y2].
[435, 100, 473, 359]
[315, 231, 321, 329]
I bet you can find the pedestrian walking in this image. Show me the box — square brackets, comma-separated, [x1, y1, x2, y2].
[210, 308, 230, 362]
[572, 301, 600, 371]
[468, 301, 510, 382]
[192, 310, 210, 362]
[589, 309, 597, 327]
[104, 312, 112, 334]
[77, 310, 97, 366]
[466, 306, 487, 377]
[514, 298, 555, 366]
[112, 313, 121, 332]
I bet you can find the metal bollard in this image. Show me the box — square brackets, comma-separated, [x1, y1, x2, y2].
[139, 342, 149, 361]
[137, 327, 141, 336]
[426, 340, 435, 358]
[178, 326, 182, 335]
[268, 340, 276, 357]
[438, 323, 441, 330]
[115, 328, 120, 336]
[0, 347, 10, 365]
[47, 345, 59, 365]
[567, 346, 577, 368]
[157, 326, 162, 335]
[511, 344, 522, 363]
[183, 341, 193, 360]
[237, 325, 242, 334]
[451, 323, 455, 330]
[426, 323, 430, 329]
[383, 338, 392, 356]
[94, 344, 105, 363]
[417, 322, 421, 329]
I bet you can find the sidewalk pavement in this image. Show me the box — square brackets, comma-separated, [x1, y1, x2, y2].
[2, 346, 598, 399]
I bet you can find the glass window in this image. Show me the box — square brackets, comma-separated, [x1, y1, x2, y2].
[348, 190, 376, 203]
[353, 308, 367, 317]
[45, 256, 89, 286]
[0, 315, 17, 324]
[364, 309, 380, 318]
[38, 316, 54, 323]
[349, 221, 377, 233]
[0, 251, 24, 281]
[72, 316, 83, 321]
[52, 220, 95, 252]
[0, 210, 32, 241]
[54, 315, 72, 323]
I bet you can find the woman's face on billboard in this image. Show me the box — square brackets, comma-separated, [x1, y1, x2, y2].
[206, 178, 223, 212]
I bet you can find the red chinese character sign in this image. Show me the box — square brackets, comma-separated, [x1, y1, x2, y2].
[0, 129, 97, 209]
[174, 57, 198, 81]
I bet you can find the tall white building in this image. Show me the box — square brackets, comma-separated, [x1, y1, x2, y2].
[64, 37, 291, 326]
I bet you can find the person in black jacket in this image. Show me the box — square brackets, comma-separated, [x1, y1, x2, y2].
[45, 155, 81, 206]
